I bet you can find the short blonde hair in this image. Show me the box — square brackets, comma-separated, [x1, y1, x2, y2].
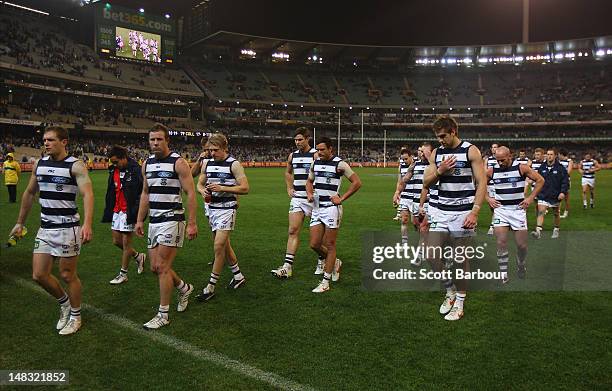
[207, 133, 228, 151]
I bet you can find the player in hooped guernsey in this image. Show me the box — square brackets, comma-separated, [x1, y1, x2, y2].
[484, 143, 499, 235]
[196, 133, 250, 302]
[10, 126, 94, 335]
[308, 137, 361, 293]
[136, 124, 198, 330]
[271, 127, 317, 278]
[486, 146, 544, 283]
[578, 153, 601, 209]
[423, 116, 487, 321]
[558, 149, 572, 218]
[393, 148, 414, 247]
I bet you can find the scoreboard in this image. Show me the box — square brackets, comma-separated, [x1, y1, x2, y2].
[93, 2, 177, 63]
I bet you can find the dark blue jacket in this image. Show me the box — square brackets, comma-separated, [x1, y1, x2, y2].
[537, 160, 569, 202]
[102, 158, 143, 224]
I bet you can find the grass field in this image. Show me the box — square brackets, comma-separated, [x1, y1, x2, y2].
[1, 168, 611, 390]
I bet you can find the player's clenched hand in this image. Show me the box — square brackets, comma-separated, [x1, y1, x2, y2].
[438, 155, 457, 175]
[81, 224, 93, 244]
[287, 188, 295, 198]
[462, 212, 478, 229]
[186, 222, 198, 240]
[135, 222, 145, 237]
[557, 193, 565, 201]
[392, 192, 400, 205]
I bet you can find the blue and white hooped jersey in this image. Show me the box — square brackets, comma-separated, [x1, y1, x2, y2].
[492, 161, 526, 207]
[36, 156, 80, 229]
[399, 159, 411, 200]
[313, 156, 343, 208]
[435, 141, 476, 213]
[205, 156, 239, 210]
[145, 152, 185, 224]
[291, 148, 316, 199]
[581, 159, 596, 179]
[411, 160, 430, 204]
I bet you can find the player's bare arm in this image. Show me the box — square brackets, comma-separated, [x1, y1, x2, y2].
[285, 152, 294, 197]
[72, 160, 94, 244]
[11, 160, 40, 237]
[135, 162, 149, 237]
[176, 157, 198, 240]
[519, 165, 544, 209]
[464, 145, 486, 229]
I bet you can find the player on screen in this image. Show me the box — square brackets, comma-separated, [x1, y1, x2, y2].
[116, 35, 124, 53]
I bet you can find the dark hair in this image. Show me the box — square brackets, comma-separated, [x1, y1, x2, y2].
[559, 148, 568, 156]
[316, 137, 334, 149]
[400, 147, 412, 156]
[547, 148, 557, 155]
[107, 145, 128, 160]
[44, 126, 69, 141]
[295, 127, 311, 139]
[421, 142, 433, 150]
[149, 123, 169, 139]
[432, 116, 458, 135]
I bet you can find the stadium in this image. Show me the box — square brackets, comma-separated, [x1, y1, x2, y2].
[0, 0, 610, 389]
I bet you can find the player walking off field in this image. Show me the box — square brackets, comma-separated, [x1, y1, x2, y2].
[531, 149, 569, 240]
[102, 145, 146, 284]
[578, 153, 601, 209]
[195, 133, 250, 302]
[308, 137, 361, 293]
[423, 117, 487, 321]
[135, 124, 198, 330]
[486, 146, 544, 282]
[271, 127, 318, 278]
[10, 126, 94, 335]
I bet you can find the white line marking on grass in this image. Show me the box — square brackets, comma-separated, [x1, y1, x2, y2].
[12, 276, 316, 391]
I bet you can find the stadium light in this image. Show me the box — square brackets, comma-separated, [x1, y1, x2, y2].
[236, 101, 239, 104]
[414, 107, 418, 111]
[300, 104, 304, 108]
[349, 106, 353, 110]
[467, 107, 471, 110]
[400, 107, 404, 110]
[4, 1, 49, 15]
[449, 107, 453, 111]
[218, 100, 222, 103]
[139, 8, 144, 13]
[595, 49, 605, 57]
[520, 106, 525, 110]
[165, 13, 171, 19]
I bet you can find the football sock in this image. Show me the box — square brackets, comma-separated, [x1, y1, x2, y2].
[57, 293, 69, 307]
[158, 305, 169, 320]
[401, 223, 409, 244]
[322, 272, 331, 287]
[442, 278, 456, 296]
[176, 280, 190, 294]
[283, 253, 294, 269]
[497, 250, 509, 275]
[207, 272, 219, 293]
[454, 293, 466, 310]
[120, 268, 128, 277]
[69, 307, 81, 321]
[230, 263, 244, 280]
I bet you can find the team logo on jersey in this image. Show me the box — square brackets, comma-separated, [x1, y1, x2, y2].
[51, 176, 70, 184]
[56, 184, 64, 191]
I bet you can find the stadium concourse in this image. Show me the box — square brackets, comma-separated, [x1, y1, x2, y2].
[1, 0, 612, 390]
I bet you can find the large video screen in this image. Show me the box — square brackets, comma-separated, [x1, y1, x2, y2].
[115, 26, 161, 63]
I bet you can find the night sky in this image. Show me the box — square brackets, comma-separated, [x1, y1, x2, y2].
[9, 0, 612, 45]
[212, 0, 611, 45]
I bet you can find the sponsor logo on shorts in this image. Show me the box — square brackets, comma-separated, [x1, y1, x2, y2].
[34, 240, 40, 249]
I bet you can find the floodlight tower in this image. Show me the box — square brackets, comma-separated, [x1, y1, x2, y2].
[522, 0, 529, 43]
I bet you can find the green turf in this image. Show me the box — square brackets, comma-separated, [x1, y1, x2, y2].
[1, 168, 611, 390]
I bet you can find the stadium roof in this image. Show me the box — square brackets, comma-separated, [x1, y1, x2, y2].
[189, 30, 612, 64]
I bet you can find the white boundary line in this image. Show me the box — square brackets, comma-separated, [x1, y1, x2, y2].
[11, 276, 316, 391]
